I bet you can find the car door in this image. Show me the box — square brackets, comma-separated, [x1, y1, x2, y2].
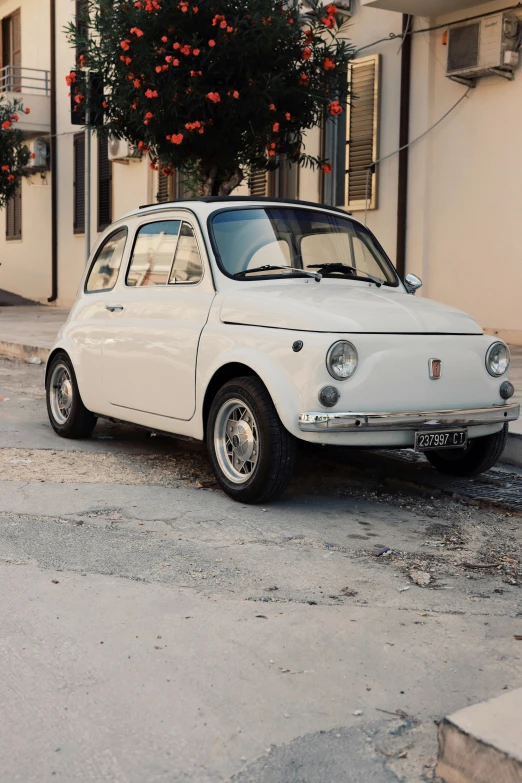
[67, 226, 129, 413]
[102, 214, 215, 421]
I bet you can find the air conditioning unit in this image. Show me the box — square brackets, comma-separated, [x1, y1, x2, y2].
[108, 137, 141, 163]
[301, 0, 352, 18]
[25, 139, 49, 170]
[446, 13, 520, 83]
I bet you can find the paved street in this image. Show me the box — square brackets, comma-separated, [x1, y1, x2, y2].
[1, 356, 522, 782]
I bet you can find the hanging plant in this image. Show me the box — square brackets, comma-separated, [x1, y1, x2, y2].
[66, 0, 355, 195]
[0, 97, 32, 209]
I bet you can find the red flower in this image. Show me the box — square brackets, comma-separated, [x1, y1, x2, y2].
[272, 122, 279, 132]
[25, 107, 31, 114]
[7, 174, 15, 181]
[285, 112, 291, 120]
[180, 44, 191, 55]
[78, 54, 87, 67]
[102, 100, 108, 108]
[193, 48, 200, 56]
[145, 89, 158, 98]
[193, 6, 199, 11]
[144, 111, 153, 124]
[120, 39, 131, 50]
[170, 133, 184, 144]
[207, 91, 221, 103]
[30, 152, 37, 159]
[321, 162, 333, 174]
[231, 90, 239, 98]
[227, 26, 233, 32]
[178, 0, 189, 10]
[220, 20, 227, 28]
[65, 71, 77, 87]
[74, 94, 84, 104]
[11, 114, 19, 122]
[130, 27, 144, 36]
[161, 36, 168, 43]
[302, 47, 311, 61]
[190, 69, 202, 76]
[134, 78, 141, 87]
[321, 15, 335, 27]
[326, 3, 337, 14]
[323, 57, 335, 70]
[173, 42, 180, 49]
[1, 165, 9, 171]
[269, 103, 276, 111]
[208, 39, 216, 47]
[173, 58, 180, 66]
[305, 29, 314, 42]
[120, 55, 132, 65]
[328, 100, 342, 116]
[212, 13, 225, 26]
[298, 73, 309, 85]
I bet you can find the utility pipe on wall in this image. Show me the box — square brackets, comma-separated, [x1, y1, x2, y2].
[48, 0, 58, 302]
[395, 13, 413, 280]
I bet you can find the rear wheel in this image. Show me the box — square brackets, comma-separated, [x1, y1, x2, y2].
[207, 376, 296, 504]
[46, 352, 97, 439]
[425, 424, 508, 477]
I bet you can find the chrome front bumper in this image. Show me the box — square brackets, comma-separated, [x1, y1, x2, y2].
[298, 403, 520, 433]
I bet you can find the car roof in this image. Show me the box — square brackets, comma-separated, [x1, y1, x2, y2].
[119, 196, 360, 223]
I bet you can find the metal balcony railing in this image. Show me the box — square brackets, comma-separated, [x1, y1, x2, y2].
[0, 65, 50, 96]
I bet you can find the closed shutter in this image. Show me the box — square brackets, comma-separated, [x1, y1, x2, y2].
[345, 55, 380, 211]
[73, 132, 85, 234]
[6, 186, 22, 240]
[11, 10, 21, 91]
[157, 170, 170, 202]
[249, 170, 267, 197]
[97, 133, 112, 231]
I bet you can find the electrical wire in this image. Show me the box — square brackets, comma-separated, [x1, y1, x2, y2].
[364, 86, 473, 225]
[355, 2, 522, 55]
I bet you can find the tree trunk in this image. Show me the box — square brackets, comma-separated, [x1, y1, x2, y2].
[200, 163, 243, 197]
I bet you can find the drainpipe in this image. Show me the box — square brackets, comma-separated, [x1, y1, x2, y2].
[48, 0, 58, 302]
[395, 13, 412, 280]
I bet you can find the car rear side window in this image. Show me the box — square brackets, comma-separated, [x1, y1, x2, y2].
[85, 228, 127, 293]
[168, 223, 203, 284]
[126, 220, 181, 287]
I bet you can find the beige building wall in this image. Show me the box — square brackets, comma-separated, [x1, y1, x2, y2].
[0, 0, 51, 302]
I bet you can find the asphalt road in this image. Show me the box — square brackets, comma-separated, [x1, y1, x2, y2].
[1, 357, 522, 783]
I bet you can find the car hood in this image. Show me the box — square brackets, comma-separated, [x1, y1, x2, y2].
[219, 282, 483, 334]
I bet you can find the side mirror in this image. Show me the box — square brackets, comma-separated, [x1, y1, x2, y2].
[404, 273, 422, 295]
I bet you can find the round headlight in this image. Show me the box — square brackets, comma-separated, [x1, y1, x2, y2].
[486, 342, 510, 377]
[326, 341, 358, 380]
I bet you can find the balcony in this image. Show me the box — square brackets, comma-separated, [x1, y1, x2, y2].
[362, 0, 491, 16]
[0, 66, 51, 136]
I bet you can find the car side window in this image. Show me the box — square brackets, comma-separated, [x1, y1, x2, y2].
[168, 222, 203, 284]
[85, 228, 127, 293]
[126, 220, 181, 287]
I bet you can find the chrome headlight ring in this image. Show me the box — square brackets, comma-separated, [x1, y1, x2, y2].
[326, 341, 358, 381]
[486, 341, 510, 377]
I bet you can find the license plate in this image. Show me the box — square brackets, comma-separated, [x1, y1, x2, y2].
[415, 429, 468, 452]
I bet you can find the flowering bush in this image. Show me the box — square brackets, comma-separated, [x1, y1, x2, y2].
[0, 97, 31, 209]
[66, 0, 354, 195]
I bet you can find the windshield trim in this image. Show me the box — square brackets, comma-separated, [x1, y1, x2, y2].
[207, 205, 401, 287]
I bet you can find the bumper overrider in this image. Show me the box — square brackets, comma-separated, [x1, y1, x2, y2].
[298, 403, 520, 433]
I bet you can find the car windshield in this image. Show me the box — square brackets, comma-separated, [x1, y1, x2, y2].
[211, 207, 398, 286]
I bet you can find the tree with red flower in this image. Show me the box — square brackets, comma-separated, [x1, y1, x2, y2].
[66, 0, 354, 195]
[0, 97, 31, 209]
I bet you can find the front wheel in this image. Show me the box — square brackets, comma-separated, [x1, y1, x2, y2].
[207, 376, 296, 504]
[425, 424, 508, 477]
[46, 352, 97, 439]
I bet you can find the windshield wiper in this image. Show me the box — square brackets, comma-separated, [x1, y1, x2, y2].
[308, 263, 382, 288]
[234, 265, 321, 281]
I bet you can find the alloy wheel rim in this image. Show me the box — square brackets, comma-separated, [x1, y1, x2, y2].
[214, 399, 259, 484]
[49, 363, 73, 425]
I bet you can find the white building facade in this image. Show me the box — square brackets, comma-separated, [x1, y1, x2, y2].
[0, 0, 521, 344]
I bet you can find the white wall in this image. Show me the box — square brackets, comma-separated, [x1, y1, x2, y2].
[407, 0, 522, 339]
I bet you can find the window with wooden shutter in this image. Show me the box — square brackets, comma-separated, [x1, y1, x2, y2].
[73, 132, 85, 234]
[345, 54, 380, 211]
[6, 186, 22, 240]
[249, 170, 268, 197]
[98, 133, 112, 231]
[1, 10, 22, 91]
[157, 170, 173, 203]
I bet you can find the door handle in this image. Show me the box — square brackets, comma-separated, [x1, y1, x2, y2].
[106, 305, 124, 312]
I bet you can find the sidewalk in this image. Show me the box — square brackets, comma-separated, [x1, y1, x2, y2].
[1, 300, 522, 450]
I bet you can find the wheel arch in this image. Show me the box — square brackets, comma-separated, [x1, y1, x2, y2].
[202, 362, 261, 438]
[45, 347, 71, 387]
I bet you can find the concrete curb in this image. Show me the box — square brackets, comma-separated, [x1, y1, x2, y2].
[0, 341, 50, 363]
[437, 689, 522, 783]
[502, 431, 522, 469]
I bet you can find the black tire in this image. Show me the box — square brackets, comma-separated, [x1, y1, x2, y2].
[206, 376, 296, 504]
[425, 424, 508, 477]
[46, 351, 97, 439]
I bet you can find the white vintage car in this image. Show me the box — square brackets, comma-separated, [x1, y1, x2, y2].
[46, 197, 519, 503]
